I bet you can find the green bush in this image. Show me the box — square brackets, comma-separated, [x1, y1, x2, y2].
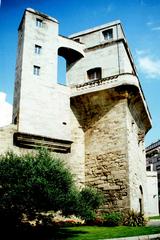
[64, 187, 104, 223]
[78, 187, 104, 222]
[123, 210, 147, 226]
[103, 212, 123, 226]
[0, 148, 103, 227]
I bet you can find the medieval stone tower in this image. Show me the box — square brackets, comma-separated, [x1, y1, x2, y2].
[1, 8, 159, 215]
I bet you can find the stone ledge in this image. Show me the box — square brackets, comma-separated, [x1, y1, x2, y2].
[13, 132, 72, 153]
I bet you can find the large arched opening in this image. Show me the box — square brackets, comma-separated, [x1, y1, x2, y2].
[57, 47, 83, 85]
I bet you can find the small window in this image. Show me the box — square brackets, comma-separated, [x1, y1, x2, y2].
[74, 38, 80, 43]
[102, 29, 113, 40]
[33, 65, 40, 76]
[87, 68, 102, 81]
[35, 45, 42, 54]
[36, 18, 43, 27]
[146, 166, 151, 171]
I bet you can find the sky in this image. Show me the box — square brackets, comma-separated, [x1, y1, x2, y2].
[0, 0, 160, 147]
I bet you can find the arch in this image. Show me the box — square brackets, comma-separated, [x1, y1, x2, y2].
[58, 47, 83, 65]
[58, 35, 84, 65]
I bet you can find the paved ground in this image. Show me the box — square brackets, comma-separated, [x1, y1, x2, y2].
[104, 235, 160, 240]
[147, 219, 160, 227]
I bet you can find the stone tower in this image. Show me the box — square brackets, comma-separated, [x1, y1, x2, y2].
[1, 8, 158, 215]
[13, 8, 83, 146]
[68, 22, 152, 212]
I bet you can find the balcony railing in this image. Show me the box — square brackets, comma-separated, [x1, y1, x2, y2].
[72, 73, 135, 92]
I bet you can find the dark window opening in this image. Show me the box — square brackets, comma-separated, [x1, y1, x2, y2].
[146, 165, 151, 171]
[139, 185, 144, 214]
[102, 28, 113, 40]
[139, 198, 143, 214]
[139, 185, 143, 195]
[36, 18, 43, 28]
[14, 116, 17, 124]
[87, 67, 102, 81]
[33, 65, 40, 76]
[35, 45, 42, 54]
[74, 38, 80, 43]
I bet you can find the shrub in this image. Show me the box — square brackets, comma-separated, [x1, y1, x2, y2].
[103, 212, 123, 226]
[0, 148, 103, 227]
[123, 210, 148, 226]
[77, 187, 104, 223]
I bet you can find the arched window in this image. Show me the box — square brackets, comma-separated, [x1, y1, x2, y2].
[87, 67, 102, 81]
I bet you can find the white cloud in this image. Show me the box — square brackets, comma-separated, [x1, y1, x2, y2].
[137, 55, 160, 79]
[152, 26, 160, 31]
[0, 92, 13, 127]
[146, 21, 153, 26]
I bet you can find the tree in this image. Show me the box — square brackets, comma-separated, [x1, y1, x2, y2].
[0, 148, 103, 227]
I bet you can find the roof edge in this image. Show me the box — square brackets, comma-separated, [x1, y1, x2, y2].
[69, 20, 121, 38]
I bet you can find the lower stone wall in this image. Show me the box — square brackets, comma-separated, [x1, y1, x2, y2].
[82, 92, 130, 212]
[0, 123, 85, 189]
[0, 124, 21, 154]
[127, 101, 148, 214]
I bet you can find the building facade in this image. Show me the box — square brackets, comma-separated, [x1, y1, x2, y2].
[0, 8, 159, 215]
[146, 140, 160, 213]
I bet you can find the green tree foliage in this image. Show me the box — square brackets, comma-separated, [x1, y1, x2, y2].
[0, 149, 103, 227]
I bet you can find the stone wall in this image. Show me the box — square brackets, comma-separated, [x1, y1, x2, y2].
[126, 101, 147, 213]
[0, 125, 25, 154]
[71, 89, 130, 212]
[0, 123, 85, 189]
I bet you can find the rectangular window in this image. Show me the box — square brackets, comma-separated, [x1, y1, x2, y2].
[35, 45, 42, 54]
[87, 68, 102, 81]
[102, 29, 113, 40]
[36, 18, 43, 27]
[33, 65, 40, 76]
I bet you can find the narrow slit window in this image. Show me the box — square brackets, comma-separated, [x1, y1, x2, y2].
[102, 29, 113, 40]
[33, 65, 40, 76]
[35, 45, 42, 54]
[36, 18, 43, 27]
[87, 68, 102, 81]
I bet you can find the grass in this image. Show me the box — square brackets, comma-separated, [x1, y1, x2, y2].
[149, 215, 160, 220]
[62, 226, 160, 240]
[3, 224, 160, 240]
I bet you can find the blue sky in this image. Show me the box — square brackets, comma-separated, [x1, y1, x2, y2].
[0, 0, 160, 146]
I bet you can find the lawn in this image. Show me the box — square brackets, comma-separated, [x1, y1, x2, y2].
[60, 226, 160, 240]
[4, 224, 160, 240]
